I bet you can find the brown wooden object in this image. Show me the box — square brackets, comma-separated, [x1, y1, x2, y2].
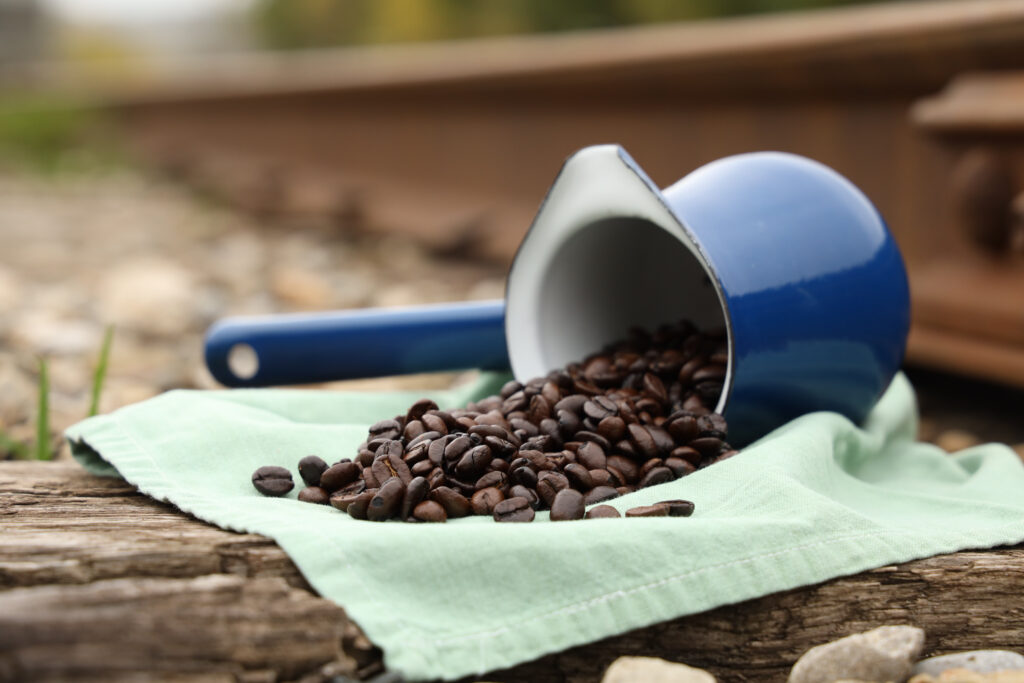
[2, 461, 1023, 682]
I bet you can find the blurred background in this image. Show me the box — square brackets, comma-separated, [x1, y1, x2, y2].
[2, 0, 1024, 460]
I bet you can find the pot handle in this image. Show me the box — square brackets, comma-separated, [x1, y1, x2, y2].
[204, 299, 509, 387]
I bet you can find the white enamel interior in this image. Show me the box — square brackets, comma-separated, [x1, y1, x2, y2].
[505, 145, 732, 413]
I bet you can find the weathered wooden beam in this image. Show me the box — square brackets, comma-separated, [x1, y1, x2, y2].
[2, 461, 1022, 683]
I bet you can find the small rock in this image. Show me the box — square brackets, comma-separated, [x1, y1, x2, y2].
[788, 625, 925, 683]
[98, 258, 196, 335]
[910, 669, 1024, 683]
[602, 656, 716, 683]
[270, 265, 335, 310]
[912, 651, 1024, 677]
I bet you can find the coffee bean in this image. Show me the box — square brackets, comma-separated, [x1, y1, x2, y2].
[298, 486, 330, 505]
[411, 459, 434, 477]
[554, 394, 587, 414]
[583, 486, 619, 505]
[430, 486, 471, 518]
[638, 457, 665, 478]
[493, 496, 535, 522]
[564, 463, 594, 491]
[550, 489, 585, 521]
[421, 413, 448, 435]
[412, 499, 447, 522]
[509, 466, 538, 489]
[575, 431, 612, 453]
[589, 468, 615, 487]
[597, 416, 627, 442]
[406, 398, 438, 424]
[536, 471, 570, 507]
[628, 424, 659, 459]
[500, 379, 523, 399]
[639, 466, 674, 488]
[693, 364, 726, 382]
[471, 487, 505, 515]
[329, 490, 363, 512]
[318, 461, 360, 492]
[297, 456, 329, 487]
[625, 504, 670, 518]
[585, 504, 621, 519]
[690, 436, 725, 456]
[403, 419, 425, 442]
[444, 435, 472, 462]
[658, 499, 695, 517]
[252, 466, 294, 497]
[670, 446, 702, 467]
[367, 478, 405, 522]
[347, 490, 376, 520]
[475, 470, 509, 492]
[606, 455, 638, 484]
[664, 456, 696, 478]
[368, 418, 402, 438]
[401, 477, 429, 519]
[510, 485, 540, 509]
[456, 444, 492, 477]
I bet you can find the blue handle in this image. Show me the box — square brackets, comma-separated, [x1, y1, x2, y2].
[205, 300, 509, 387]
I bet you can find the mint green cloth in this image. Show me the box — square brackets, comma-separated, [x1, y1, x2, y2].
[66, 373, 1024, 681]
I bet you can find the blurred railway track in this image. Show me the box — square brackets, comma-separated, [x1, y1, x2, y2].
[96, 0, 1024, 387]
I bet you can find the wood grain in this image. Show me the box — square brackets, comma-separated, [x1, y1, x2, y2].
[2, 461, 1022, 682]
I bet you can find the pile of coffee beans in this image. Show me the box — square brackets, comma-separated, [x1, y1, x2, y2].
[252, 320, 734, 522]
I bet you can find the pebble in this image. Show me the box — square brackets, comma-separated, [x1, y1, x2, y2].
[910, 671, 1024, 683]
[787, 625, 925, 683]
[912, 651, 1024, 677]
[602, 656, 716, 683]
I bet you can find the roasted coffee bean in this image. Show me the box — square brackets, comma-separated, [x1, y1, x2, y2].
[606, 455, 638, 483]
[407, 431, 441, 451]
[550, 488, 585, 521]
[616, 485, 636, 496]
[421, 413, 448, 435]
[576, 441, 607, 470]
[604, 466, 627, 488]
[690, 436, 725, 456]
[298, 486, 330, 505]
[410, 458, 434, 478]
[426, 467, 446, 490]
[554, 394, 588, 414]
[493, 497, 535, 523]
[403, 419, 425, 441]
[614, 440, 637, 458]
[361, 467, 381, 489]
[584, 486, 619, 505]
[564, 463, 594, 491]
[585, 504, 621, 519]
[639, 466, 674, 488]
[528, 395, 552, 423]
[406, 398, 438, 424]
[413, 499, 447, 522]
[625, 503, 670, 518]
[252, 466, 294, 497]
[647, 426, 675, 454]
[597, 415, 627, 442]
[638, 457, 665, 478]
[319, 461, 360, 492]
[583, 396, 618, 420]
[456, 445, 492, 477]
[297, 455, 329, 487]
[659, 499, 696, 517]
[670, 446, 702, 467]
[368, 418, 402, 438]
[541, 381, 562, 406]
[475, 470, 509, 491]
[510, 484, 540, 509]
[330, 490, 363, 512]
[509, 466, 538, 489]
[471, 486, 505, 515]
[401, 477, 430, 519]
[444, 435, 472, 462]
[536, 471, 570, 507]
[367, 478, 405, 522]
[628, 424, 659, 459]
[483, 435, 517, 458]
[664, 456, 696, 478]
[575, 431, 612, 452]
[642, 373, 668, 404]
[500, 379, 523, 399]
[347, 490, 376, 520]
[589, 468, 615, 487]
[431, 486, 471, 518]
[693, 364, 726, 382]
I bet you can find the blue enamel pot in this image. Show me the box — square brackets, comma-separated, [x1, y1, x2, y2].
[205, 145, 910, 446]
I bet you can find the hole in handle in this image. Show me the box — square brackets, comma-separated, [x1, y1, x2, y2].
[228, 343, 260, 381]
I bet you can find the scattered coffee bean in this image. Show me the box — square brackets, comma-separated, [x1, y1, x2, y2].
[625, 504, 671, 518]
[297, 455, 329, 487]
[550, 489, 585, 521]
[660, 499, 696, 517]
[585, 504, 621, 519]
[493, 496, 536, 523]
[268, 320, 732, 522]
[298, 486, 330, 505]
[252, 466, 294, 497]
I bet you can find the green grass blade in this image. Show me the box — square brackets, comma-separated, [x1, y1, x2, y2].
[89, 326, 114, 417]
[36, 357, 51, 461]
[0, 430, 30, 459]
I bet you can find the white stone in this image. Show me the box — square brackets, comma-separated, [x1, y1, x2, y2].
[602, 656, 716, 683]
[788, 625, 926, 683]
[97, 258, 196, 335]
[913, 651, 1024, 677]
